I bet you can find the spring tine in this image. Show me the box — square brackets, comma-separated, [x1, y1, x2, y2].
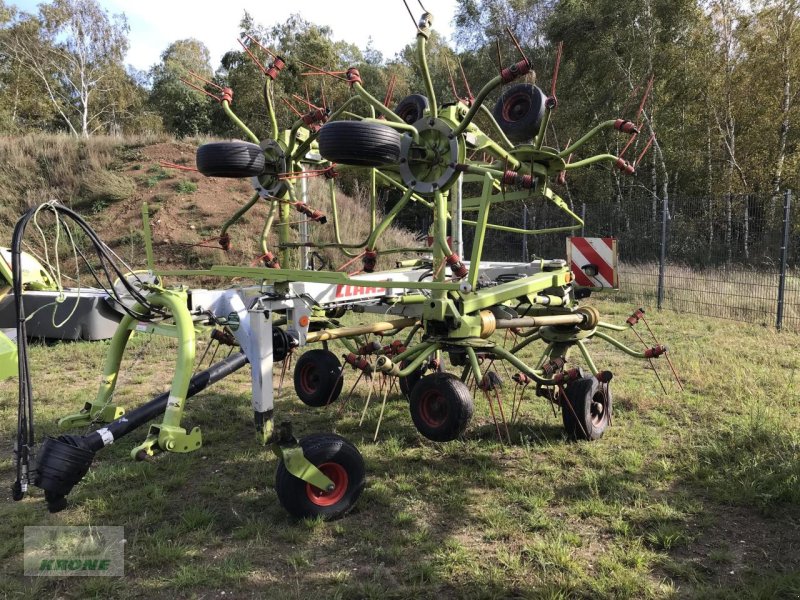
[457, 57, 474, 102]
[244, 34, 279, 60]
[373, 378, 392, 442]
[238, 38, 267, 74]
[505, 26, 528, 65]
[550, 41, 563, 99]
[358, 376, 376, 426]
[630, 325, 668, 394]
[339, 371, 364, 417]
[325, 368, 345, 406]
[494, 387, 511, 444]
[664, 352, 684, 392]
[483, 384, 503, 445]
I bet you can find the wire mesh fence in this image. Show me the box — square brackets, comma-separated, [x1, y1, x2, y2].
[420, 187, 799, 332]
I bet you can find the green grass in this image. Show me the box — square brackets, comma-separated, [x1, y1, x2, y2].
[1, 301, 799, 598]
[173, 180, 198, 194]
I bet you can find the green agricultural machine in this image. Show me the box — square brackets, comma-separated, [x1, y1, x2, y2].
[9, 8, 680, 520]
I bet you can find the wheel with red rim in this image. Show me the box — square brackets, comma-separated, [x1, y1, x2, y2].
[492, 83, 547, 144]
[409, 372, 474, 442]
[561, 376, 612, 441]
[275, 433, 366, 520]
[293, 349, 344, 407]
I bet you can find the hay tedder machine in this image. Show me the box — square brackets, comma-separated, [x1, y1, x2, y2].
[9, 7, 681, 520]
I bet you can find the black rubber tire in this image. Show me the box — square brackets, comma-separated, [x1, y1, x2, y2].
[395, 94, 429, 124]
[561, 376, 612, 441]
[293, 349, 344, 407]
[196, 141, 265, 177]
[275, 433, 365, 520]
[318, 121, 402, 167]
[398, 359, 426, 398]
[409, 372, 474, 442]
[493, 83, 547, 144]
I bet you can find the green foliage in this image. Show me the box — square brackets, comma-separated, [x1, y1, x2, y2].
[1, 0, 134, 137]
[148, 39, 213, 137]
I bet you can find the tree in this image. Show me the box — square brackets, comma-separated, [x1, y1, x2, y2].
[1, 0, 131, 137]
[149, 38, 213, 137]
[0, 1, 58, 132]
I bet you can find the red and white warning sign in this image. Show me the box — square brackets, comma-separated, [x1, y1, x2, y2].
[567, 237, 619, 289]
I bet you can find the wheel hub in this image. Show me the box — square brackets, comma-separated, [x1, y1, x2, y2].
[251, 139, 288, 198]
[398, 117, 465, 195]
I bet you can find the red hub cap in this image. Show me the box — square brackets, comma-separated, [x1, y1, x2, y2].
[299, 364, 318, 395]
[419, 390, 448, 428]
[502, 92, 532, 122]
[306, 462, 348, 506]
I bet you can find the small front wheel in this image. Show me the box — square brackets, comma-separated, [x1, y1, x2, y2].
[561, 376, 612, 441]
[275, 433, 366, 520]
[293, 349, 344, 407]
[409, 373, 474, 441]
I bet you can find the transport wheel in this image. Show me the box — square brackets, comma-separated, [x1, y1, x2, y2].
[293, 349, 344, 407]
[318, 121, 402, 167]
[409, 372, 474, 442]
[492, 83, 547, 144]
[196, 141, 265, 177]
[561, 376, 612, 441]
[394, 94, 429, 124]
[398, 359, 426, 398]
[275, 433, 366, 520]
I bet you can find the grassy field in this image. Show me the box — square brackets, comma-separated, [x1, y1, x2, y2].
[1, 299, 799, 599]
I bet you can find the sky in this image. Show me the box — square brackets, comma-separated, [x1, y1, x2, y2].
[9, 0, 460, 72]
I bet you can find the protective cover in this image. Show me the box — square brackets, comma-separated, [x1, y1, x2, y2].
[0, 289, 122, 340]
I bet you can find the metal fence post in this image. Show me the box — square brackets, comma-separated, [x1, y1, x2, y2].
[522, 204, 528, 261]
[657, 195, 668, 309]
[580, 202, 586, 237]
[776, 189, 791, 331]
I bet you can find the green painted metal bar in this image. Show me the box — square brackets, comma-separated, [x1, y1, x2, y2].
[141, 202, 154, 272]
[461, 270, 570, 314]
[508, 331, 542, 354]
[165, 266, 464, 291]
[465, 346, 484, 387]
[575, 340, 598, 375]
[327, 179, 360, 257]
[366, 187, 414, 250]
[260, 199, 279, 257]
[395, 342, 440, 377]
[592, 331, 648, 358]
[222, 100, 260, 144]
[417, 35, 437, 119]
[598, 321, 628, 332]
[264, 79, 279, 140]
[558, 119, 617, 157]
[490, 345, 552, 385]
[148, 290, 197, 429]
[222, 192, 261, 238]
[564, 154, 618, 170]
[533, 106, 552, 151]
[352, 82, 404, 123]
[477, 103, 513, 149]
[451, 74, 504, 137]
[467, 173, 495, 289]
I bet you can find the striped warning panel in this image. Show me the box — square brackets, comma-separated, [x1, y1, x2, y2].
[567, 237, 618, 289]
